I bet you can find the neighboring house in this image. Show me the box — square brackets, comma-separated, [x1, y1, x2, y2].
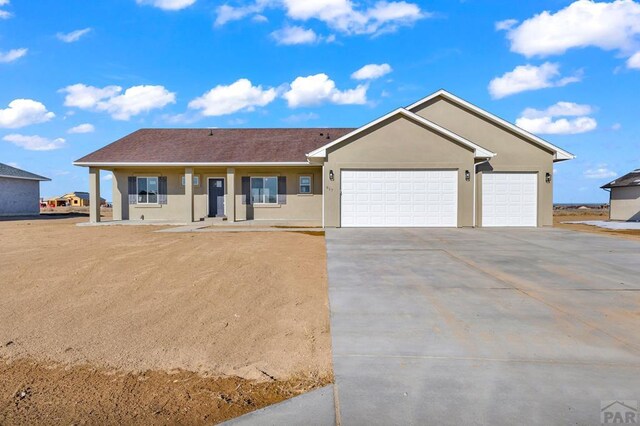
[0, 163, 50, 217]
[47, 191, 106, 207]
[74, 90, 574, 227]
[601, 169, 640, 221]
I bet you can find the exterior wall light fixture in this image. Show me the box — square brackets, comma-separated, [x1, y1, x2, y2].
[329, 170, 335, 181]
[545, 172, 552, 183]
[465, 170, 471, 181]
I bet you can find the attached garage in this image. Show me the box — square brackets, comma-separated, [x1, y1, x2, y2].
[309, 92, 574, 228]
[482, 173, 537, 227]
[341, 170, 458, 227]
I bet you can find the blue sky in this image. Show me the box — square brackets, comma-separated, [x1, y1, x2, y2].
[1, 0, 639, 203]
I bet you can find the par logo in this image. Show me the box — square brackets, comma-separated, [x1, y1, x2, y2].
[601, 400, 638, 424]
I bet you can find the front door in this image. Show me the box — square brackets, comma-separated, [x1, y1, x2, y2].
[208, 178, 225, 217]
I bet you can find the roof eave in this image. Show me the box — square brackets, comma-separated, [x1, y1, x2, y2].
[73, 161, 317, 167]
[0, 174, 50, 181]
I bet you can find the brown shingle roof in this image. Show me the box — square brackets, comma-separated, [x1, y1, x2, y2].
[75, 128, 355, 164]
[601, 169, 640, 189]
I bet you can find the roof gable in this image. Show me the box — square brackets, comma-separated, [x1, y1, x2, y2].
[407, 90, 575, 162]
[306, 108, 496, 159]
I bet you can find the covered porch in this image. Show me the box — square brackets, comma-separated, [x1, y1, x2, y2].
[86, 165, 323, 225]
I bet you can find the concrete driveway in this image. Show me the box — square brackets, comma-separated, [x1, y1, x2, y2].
[326, 228, 640, 425]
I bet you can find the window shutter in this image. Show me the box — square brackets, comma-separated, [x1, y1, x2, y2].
[158, 176, 168, 205]
[241, 177, 251, 205]
[128, 177, 137, 205]
[278, 176, 287, 205]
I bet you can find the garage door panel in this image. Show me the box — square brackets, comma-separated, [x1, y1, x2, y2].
[341, 170, 458, 228]
[482, 173, 537, 227]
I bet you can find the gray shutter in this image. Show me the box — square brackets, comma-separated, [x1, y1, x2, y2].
[158, 176, 168, 205]
[128, 177, 137, 205]
[278, 176, 287, 205]
[242, 177, 251, 205]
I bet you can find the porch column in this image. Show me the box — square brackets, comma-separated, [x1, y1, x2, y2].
[89, 167, 101, 223]
[226, 168, 235, 222]
[185, 167, 194, 223]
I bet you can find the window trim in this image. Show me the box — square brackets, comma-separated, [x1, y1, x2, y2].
[250, 176, 279, 205]
[298, 175, 312, 195]
[136, 176, 160, 205]
[181, 175, 200, 187]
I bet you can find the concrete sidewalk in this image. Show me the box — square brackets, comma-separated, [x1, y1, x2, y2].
[219, 385, 336, 426]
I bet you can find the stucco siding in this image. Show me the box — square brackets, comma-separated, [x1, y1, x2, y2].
[233, 167, 323, 222]
[412, 97, 555, 226]
[111, 167, 322, 223]
[0, 177, 41, 216]
[610, 187, 640, 221]
[323, 114, 476, 227]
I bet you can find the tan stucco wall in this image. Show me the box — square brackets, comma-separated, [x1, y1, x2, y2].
[111, 167, 322, 223]
[233, 167, 323, 222]
[610, 187, 640, 221]
[323, 114, 476, 227]
[412, 97, 555, 226]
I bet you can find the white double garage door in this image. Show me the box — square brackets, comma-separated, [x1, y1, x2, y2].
[340, 170, 537, 228]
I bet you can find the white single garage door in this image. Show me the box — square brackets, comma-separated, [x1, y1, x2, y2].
[482, 173, 537, 227]
[341, 170, 458, 227]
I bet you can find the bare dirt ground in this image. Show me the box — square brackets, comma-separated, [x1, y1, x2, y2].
[0, 216, 331, 424]
[554, 208, 640, 240]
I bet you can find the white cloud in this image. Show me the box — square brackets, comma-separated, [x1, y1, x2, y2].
[215, 2, 267, 26]
[3, 134, 66, 151]
[627, 51, 640, 69]
[516, 116, 597, 135]
[515, 101, 597, 135]
[271, 25, 319, 45]
[61, 84, 121, 109]
[188, 79, 277, 116]
[68, 123, 95, 134]
[495, 19, 518, 31]
[520, 101, 594, 119]
[0, 48, 27, 63]
[501, 0, 640, 58]
[488, 62, 581, 99]
[584, 164, 617, 179]
[57, 28, 92, 43]
[216, 0, 426, 36]
[282, 112, 320, 123]
[102, 173, 113, 180]
[136, 0, 196, 10]
[0, 99, 55, 129]
[283, 73, 367, 107]
[0, 0, 11, 19]
[351, 63, 392, 80]
[60, 84, 176, 120]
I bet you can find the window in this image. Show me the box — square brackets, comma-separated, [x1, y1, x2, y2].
[181, 175, 200, 186]
[251, 177, 278, 204]
[137, 177, 158, 204]
[299, 176, 312, 194]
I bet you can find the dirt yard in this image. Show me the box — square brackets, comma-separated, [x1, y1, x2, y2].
[0, 217, 331, 424]
[554, 208, 640, 241]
